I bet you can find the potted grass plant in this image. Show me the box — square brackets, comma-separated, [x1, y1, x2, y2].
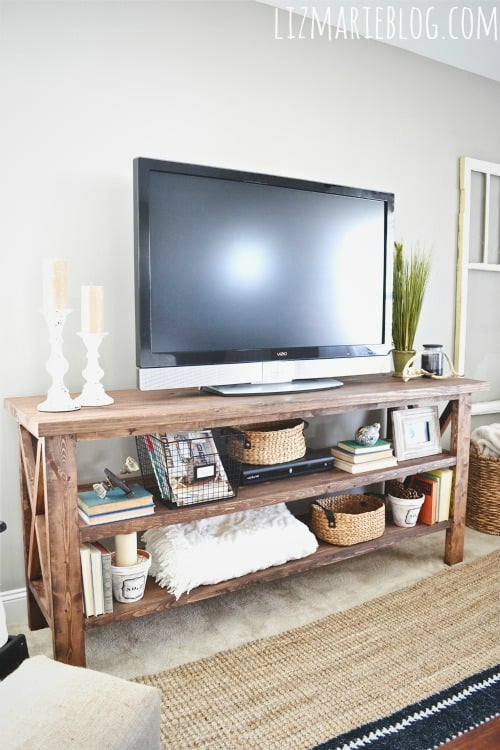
[392, 242, 431, 377]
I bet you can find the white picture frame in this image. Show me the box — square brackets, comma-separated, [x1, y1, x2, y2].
[391, 406, 442, 461]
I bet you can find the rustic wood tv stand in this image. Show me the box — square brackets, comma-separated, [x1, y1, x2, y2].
[5, 374, 488, 667]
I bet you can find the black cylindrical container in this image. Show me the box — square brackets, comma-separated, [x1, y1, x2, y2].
[421, 344, 443, 376]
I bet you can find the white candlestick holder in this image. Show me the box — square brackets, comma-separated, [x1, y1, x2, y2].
[38, 308, 81, 413]
[75, 331, 114, 407]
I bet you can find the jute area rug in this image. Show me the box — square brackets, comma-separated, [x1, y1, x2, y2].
[135, 551, 500, 750]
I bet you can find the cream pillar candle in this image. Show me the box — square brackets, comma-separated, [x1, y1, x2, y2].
[114, 532, 138, 567]
[42, 259, 68, 309]
[81, 285, 104, 333]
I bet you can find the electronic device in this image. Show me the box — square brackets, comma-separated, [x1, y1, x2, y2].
[240, 449, 334, 485]
[134, 158, 394, 395]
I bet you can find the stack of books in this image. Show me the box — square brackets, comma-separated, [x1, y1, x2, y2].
[77, 484, 155, 526]
[79, 541, 113, 617]
[409, 468, 453, 525]
[330, 438, 397, 474]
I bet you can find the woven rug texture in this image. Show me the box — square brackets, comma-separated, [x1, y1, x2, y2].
[135, 551, 500, 750]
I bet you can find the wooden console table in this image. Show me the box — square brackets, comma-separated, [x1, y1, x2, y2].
[5, 374, 488, 667]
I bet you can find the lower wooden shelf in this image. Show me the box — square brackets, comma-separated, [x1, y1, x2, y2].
[84, 519, 452, 629]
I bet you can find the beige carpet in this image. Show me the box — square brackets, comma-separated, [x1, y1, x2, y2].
[135, 551, 500, 750]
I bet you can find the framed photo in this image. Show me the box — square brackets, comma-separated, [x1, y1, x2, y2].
[391, 406, 442, 461]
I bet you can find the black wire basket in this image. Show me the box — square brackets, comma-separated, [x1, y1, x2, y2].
[136, 428, 244, 507]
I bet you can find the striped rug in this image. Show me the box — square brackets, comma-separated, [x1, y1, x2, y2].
[313, 664, 500, 749]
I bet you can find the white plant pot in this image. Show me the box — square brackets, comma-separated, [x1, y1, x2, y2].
[388, 493, 425, 528]
[111, 549, 151, 603]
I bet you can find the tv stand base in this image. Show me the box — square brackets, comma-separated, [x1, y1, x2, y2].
[201, 378, 344, 396]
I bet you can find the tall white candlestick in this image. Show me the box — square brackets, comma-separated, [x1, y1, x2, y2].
[114, 532, 137, 567]
[42, 259, 68, 309]
[81, 285, 104, 333]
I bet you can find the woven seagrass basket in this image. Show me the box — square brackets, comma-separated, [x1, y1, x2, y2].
[230, 419, 306, 465]
[466, 439, 500, 535]
[311, 494, 385, 546]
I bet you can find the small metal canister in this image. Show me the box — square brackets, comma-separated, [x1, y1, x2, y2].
[421, 344, 443, 376]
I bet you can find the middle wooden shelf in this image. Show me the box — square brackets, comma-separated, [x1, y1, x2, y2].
[79, 451, 457, 542]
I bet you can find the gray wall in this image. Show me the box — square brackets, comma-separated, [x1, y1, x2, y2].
[1, 1, 500, 595]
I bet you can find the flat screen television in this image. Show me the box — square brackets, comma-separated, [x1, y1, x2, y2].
[134, 158, 394, 395]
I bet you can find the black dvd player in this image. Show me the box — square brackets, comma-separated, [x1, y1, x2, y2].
[240, 448, 334, 485]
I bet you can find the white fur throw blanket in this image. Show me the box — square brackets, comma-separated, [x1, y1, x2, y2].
[471, 423, 500, 457]
[142, 503, 318, 600]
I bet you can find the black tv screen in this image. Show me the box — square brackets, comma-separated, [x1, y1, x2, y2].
[134, 158, 394, 392]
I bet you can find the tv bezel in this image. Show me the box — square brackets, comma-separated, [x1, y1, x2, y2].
[134, 157, 394, 391]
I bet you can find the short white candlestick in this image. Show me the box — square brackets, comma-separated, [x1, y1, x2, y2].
[75, 331, 114, 407]
[38, 309, 80, 413]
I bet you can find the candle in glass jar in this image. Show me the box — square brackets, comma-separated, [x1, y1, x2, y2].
[81, 285, 104, 333]
[42, 259, 68, 309]
[114, 532, 138, 567]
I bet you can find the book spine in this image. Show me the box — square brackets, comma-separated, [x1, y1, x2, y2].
[101, 552, 113, 614]
[79, 543, 94, 617]
[90, 549, 104, 616]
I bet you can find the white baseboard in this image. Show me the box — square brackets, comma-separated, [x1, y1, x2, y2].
[0, 588, 27, 627]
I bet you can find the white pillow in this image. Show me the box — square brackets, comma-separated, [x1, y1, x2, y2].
[142, 503, 318, 599]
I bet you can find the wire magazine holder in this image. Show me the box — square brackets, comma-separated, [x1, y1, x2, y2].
[136, 428, 245, 507]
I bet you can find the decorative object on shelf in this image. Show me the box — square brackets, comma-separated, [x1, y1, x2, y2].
[421, 344, 444, 375]
[230, 419, 307, 465]
[310, 494, 385, 545]
[111, 548, 151, 603]
[114, 532, 138, 566]
[75, 331, 113, 407]
[92, 467, 132, 498]
[122, 456, 140, 474]
[38, 259, 80, 413]
[104, 467, 132, 495]
[355, 422, 381, 446]
[136, 428, 244, 506]
[142, 504, 318, 600]
[391, 241, 431, 377]
[75, 284, 113, 407]
[391, 406, 441, 461]
[386, 480, 425, 527]
[400, 348, 462, 383]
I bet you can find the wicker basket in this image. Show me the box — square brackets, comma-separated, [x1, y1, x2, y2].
[466, 439, 500, 535]
[230, 419, 306, 465]
[311, 494, 385, 546]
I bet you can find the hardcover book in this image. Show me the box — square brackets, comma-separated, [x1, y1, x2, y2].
[89, 543, 104, 616]
[78, 504, 155, 526]
[422, 468, 453, 521]
[330, 446, 394, 464]
[79, 543, 94, 617]
[336, 438, 392, 455]
[90, 542, 113, 614]
[333, 455, 397, 474]
[78, 484, 153, 515]
[410, 474, 439, 524]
